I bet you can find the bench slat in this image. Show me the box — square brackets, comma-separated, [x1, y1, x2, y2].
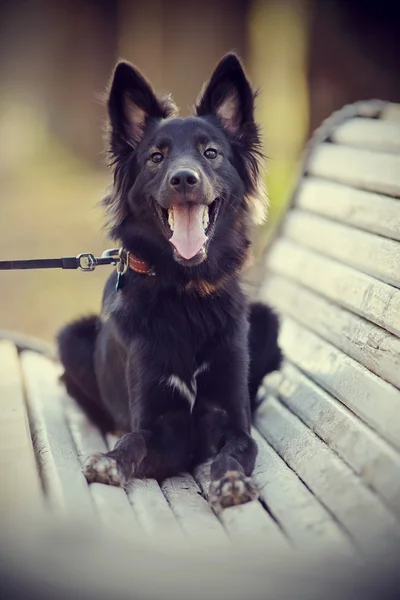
[307, 143, 400, 197]
[261, 273, 400, 389]
[20, 351, 95, 516]
[89, 483, 145, 541]
[0, 341, 43, 513]
[331, 118, 400, 154]
[194, 461, 290, 551]
[126, 478, 186, 540]
[277, 317, 400, 450]
[283, 211, 400, 288]
[216, 500, 290, 551]
[251, 429, 356, 554]
[296, 178, 400, 240]
[64, 398, 143, 537]
[262, 363, 400, 520]
[105, 434, 185, 541]
[161, 474, 229, 547]
[266, 239, 400, 337]
[254, 397, 400, 555]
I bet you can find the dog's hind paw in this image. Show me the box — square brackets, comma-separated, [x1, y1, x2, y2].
[82, 452, 126, 487]
[208, 470, 259, 512]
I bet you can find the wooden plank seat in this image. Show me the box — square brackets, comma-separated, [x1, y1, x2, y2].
[1, 100, 400, 563]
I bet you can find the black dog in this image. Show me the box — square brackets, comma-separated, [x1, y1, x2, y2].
[57, 54, 282, 511]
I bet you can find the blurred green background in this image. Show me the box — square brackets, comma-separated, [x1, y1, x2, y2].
[0, 0, 399, 341]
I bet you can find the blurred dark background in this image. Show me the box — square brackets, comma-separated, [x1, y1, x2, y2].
[0, 0, 399, 341]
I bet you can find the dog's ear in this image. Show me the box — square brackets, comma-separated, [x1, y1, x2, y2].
[196, 54, 268, 225]
[195, 54, 255, 134]
[107, 62, 176, 152]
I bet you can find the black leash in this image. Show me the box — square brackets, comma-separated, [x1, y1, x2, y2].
[0, 249, 121, 272]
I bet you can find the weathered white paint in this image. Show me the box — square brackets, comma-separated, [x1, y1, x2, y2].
[275, 317, 400, 451]
[161, 473, 229, 547]
[296, 178, 400, 240]
[283, 210, 400, 288]
[251, 428, 356, 555]
[265, 239, 400, 337]
[307, 142, 400, 197]
[20, 351, 94, 517]
[255, 397, 400, 556]
[126, 478, 186, 541]
[261, 362, 400, 520]
[64, 394, 143, 538]
[331, 118, 400, 154]
[0, 342, 43, 513]
[260, 273, 400, 388]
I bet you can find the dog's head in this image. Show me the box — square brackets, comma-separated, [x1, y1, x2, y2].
[105, 54, 267, 275]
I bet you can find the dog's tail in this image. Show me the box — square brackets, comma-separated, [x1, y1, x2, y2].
[57, 315, 100, 375]
[57, 315, 114, 432]
[248, 302, 282, 410]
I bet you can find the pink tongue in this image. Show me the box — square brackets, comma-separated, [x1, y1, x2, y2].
[169, 204, 207, 260]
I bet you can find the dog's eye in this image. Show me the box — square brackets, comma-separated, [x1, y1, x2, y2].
[150, 152, 164, 164]
[204, 148, 218, 159]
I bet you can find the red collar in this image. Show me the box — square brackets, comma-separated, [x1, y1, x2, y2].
[127, 253, 155, 276]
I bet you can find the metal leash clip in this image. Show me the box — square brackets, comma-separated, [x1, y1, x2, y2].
[115, 248, 129, 291]
[101, 248, 120, 264]
[76, 253, 97, 271]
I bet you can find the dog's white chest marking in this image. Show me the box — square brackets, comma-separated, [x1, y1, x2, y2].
[166, 375, 196, 410]
[165, 363, 209, 412]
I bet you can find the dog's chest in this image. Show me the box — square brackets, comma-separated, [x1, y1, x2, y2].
[149, 289, 228, 345]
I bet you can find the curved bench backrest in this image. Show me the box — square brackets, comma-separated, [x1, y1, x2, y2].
[255, 101, 400, 547]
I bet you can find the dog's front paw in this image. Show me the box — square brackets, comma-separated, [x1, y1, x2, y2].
[82, 452, 126, 487]
[209, 470, 259, 512]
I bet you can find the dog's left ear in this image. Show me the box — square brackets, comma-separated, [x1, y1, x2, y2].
[195, 54, 255, 134]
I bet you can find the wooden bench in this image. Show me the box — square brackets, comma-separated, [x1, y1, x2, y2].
[1, 100, 400, 569]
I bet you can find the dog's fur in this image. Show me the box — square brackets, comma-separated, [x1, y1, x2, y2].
[57, 54, 282, 510]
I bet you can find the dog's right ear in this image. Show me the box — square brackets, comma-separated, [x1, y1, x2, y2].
[195, 54, 255, 135]
[107, 62, 176, 154]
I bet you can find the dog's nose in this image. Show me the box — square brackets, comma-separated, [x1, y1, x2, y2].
[169, 169, 199, 191]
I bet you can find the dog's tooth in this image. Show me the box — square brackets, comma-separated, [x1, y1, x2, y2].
[168, 208, 174, 231]
[202, 207, 209, 230]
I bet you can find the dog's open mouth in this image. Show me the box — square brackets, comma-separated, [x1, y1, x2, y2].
[156, 200, 220, 265]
